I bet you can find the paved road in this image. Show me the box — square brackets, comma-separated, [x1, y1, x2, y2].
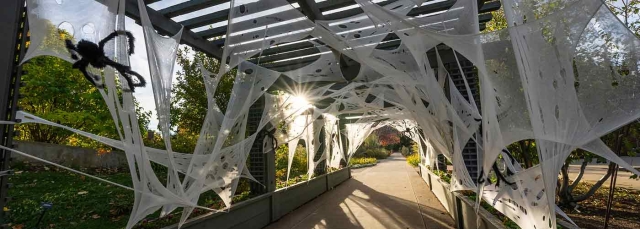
[266, 153, 455, 229]
[443, 164, 640, 190]
[567, 165, 640, 190]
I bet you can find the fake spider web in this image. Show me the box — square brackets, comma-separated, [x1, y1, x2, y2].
[9, 0, 640, 228]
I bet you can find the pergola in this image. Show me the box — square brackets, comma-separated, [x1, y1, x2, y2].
[0, 0, 501, 226]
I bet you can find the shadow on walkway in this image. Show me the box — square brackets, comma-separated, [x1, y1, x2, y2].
[266, 153, 455, 229]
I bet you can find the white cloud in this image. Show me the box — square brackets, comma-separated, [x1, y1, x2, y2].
[125, 18, 184, 131]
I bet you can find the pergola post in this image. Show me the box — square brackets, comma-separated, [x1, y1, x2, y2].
[312, 117, 326, 176]
[0, 0, 27, 224]
[247, 96, 276, 194]
[444, 54, 481, 182]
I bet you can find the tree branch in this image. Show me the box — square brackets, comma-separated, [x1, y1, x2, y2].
[559, 162, 570, 195]
[573, 162, 616, 202]
[570, 160, 589, 192]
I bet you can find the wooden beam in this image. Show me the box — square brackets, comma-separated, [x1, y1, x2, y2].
[297, 0, 325, 21]
[124, 0, 223, 59]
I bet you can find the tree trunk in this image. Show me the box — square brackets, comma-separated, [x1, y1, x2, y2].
[557, 161, 616, 208]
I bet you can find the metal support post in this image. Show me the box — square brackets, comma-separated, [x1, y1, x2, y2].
[0, 0, 27, 225]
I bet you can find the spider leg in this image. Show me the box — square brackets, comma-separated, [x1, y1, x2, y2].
[124, 69, 146, 87]
[98, 31, 119, 51]
[75, 59, 104, 89]
[65, 39, 79, 60]
[99, 30, 135, 55]
[103, 58, 142, 92]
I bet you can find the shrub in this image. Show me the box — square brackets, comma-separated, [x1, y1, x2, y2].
[400, 146, 410, 156]
[432, 169, 451, 183]
[349, 157, 377, 166]
[275, 144, 308, 185]
[356, 148, 390, 159]
[406, 153, 420, 167]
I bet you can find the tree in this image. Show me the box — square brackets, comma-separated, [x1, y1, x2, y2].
[374, 126, 400, 147]
[506, 140, 537, 169]
[606, 0, 640, 36]
[482, 1, 640, 208]
[484, 6, 508, 33]
[170, 47, 236, 134]
[17, 25, 150, 149]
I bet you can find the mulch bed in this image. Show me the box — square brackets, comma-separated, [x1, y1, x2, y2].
[563, 182, 640, 229]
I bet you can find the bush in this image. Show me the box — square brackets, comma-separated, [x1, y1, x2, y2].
[349, 157, 377, 167]
[406, 153, 420, 167]
[275, 144, 308, 185]
[400, 146, 410, 156]
[356, 148, 390, 159]
[432, 169, 451, 183]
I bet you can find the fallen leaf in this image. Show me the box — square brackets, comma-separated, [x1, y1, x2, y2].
[92, 214, 100, 219]
[80, 175, 85, 181]
[12, 224, 24, 229]
[77, 191, 88, 195]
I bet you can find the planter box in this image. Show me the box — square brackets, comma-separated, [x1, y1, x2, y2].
[272, 174, 328, 220]
[419, 166, 506, 229]
[327, 167, 350, 188]
[164, 168, 351, 229]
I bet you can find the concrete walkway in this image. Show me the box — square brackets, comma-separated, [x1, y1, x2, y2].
[266, 153, 455, 229]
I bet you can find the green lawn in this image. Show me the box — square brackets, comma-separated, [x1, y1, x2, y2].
[5, 163, 254, 229]
[6, 165, 133, 229]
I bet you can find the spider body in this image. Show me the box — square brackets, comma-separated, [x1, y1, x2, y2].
[65, 30, 146, 92]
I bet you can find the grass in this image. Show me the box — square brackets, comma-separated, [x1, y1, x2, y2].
[5, 162, 255, 229]
[6, 165, 133, 229]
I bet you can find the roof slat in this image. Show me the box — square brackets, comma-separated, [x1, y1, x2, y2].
[249, 46, 320, 64]
[125, 0, 223, 58]
[179, 0, 297, 29]
[159, 0, 228, 18]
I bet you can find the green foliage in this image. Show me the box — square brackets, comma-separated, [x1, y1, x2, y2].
[484, 4, 508, 33]
[276, 174, 309, 189]
[17, 55, 151, 149]
[170, 47, 236, 134]
[361, 133, 380, 149]
[355, 148, 390, 159]
[400, 146, 410, 156]
[606, 0, 640, 35]
[432, 169, 451, 184]
[143, 130, 199, 154]
[349, 157, 377, 167]
[275, 144, 308, 188]
[6, 165, 132, 229]
[463, 192, 524, 229]
[506, 140, 538, 169]
[354, 134, 390, 159]
[406, 153, 420, 167]
[5, 163, 255, 229]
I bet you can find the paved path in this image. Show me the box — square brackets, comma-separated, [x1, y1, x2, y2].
[266, 153, 455, 229]
[567, 165, 640, 190]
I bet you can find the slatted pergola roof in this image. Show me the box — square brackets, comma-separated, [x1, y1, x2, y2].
[125, 0, 501, 73]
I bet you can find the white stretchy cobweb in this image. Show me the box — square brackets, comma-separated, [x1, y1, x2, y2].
[17, 0, 640, 228]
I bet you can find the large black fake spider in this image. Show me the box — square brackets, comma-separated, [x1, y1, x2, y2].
[65, 30, 146, 92]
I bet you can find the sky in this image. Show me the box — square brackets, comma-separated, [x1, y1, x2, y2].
[125, 17, 182, 131]
[130, 0, 638, 131]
